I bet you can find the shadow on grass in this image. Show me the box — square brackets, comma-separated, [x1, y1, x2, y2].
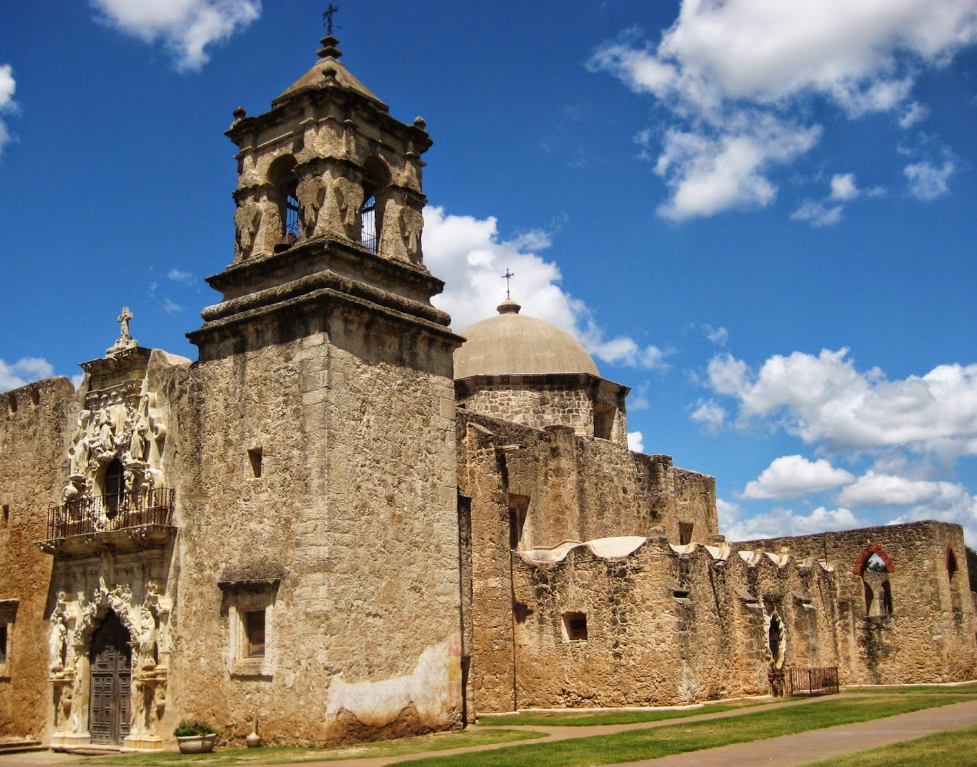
[87, 729, 543, 766]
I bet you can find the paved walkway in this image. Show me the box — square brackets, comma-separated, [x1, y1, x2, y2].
[2, 696, 977, 767]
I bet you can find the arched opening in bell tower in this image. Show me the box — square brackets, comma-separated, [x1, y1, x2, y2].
[268, 155, 299, 251]
[361, 157, 391, 255]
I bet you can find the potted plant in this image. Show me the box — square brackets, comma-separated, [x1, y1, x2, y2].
[174, 720, 218, 754]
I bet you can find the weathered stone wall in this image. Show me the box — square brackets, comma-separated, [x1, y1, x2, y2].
[509, 538, 839, 708]
[456, 374, 629, 447]
[460, 387, 594, 438]
[0, 377, 75, 741]
[178, 295, 462, 746]
[456, 410, 719, 716]
[734, 522, 977, 685]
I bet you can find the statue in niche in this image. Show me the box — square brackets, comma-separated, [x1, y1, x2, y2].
[49, 595, 68, 671]
[68, 411, 93, 477]
[136, 605, 158, 668]
[398, 206, 424, 263]
[234, 198, 261, 260]
[93, 408, 117, 462]
[128, 411, 150, 464]
[331, 177, 363, 238]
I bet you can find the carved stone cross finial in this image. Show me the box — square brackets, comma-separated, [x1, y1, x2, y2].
[502, 269, 515, 299]
[323, 4, 340, 36]
[118, 307, 133, 342]
[107, 306, 138, 356]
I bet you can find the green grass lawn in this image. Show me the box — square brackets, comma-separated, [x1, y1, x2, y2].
[88, 728, 543, 766]
[83, 685, 977, 767]
[800, 723, 977, 767]
[476, 699, 766, 727]
[396, 694, 972, 767]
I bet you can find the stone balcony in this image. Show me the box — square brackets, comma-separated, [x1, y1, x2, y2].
[38, 488, 176, 556]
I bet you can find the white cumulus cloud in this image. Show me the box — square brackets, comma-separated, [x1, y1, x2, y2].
[721, 501, 861, 541]
[627, 431, 645, 453]
[830, 173, 860, 201]
[589, 0, 977, 219]
[904, 160, 955, 200]
[791, 199, 844, 227]
[705, 349, 977, 457]
[836, 472, 966, 507]
[689, 399, 726, 431]
[0, 357, 55, 393]
[740, 455, 855, 500]
[423, 206, 668, 371]
[91, 0, 261, 72]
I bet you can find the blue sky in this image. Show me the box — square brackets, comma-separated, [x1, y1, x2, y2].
[2, 1, 976, 542]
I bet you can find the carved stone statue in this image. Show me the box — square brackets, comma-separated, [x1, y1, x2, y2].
[331, 177, 363, 238]
[254, 193, 283, 256]
[234, 198, 261, 261]
[398, 205, 424, 264]
[49, 597, 68, 670]
[298, 175, 327, 238]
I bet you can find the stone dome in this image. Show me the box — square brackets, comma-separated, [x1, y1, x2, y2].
[454, 299, 600, 379]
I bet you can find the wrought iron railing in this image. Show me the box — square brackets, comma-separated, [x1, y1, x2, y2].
[46, 488, 175, 540]
[785, 666, 840, 696]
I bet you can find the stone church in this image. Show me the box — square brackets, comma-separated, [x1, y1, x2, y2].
[0, 33, 975, 751]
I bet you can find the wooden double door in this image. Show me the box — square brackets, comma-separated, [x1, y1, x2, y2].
[89, 611, 132, 745]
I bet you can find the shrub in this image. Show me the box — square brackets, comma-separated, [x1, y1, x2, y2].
[174, 720, 217, 737]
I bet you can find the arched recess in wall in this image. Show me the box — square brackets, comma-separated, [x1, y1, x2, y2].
[855, 545, 894, 617]
[268, 155, 299, 252]
[360, 156, 391, 255]
[947, 544, 962, 612]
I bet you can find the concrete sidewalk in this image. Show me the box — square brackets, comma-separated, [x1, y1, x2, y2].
[2, 696, 976, 767]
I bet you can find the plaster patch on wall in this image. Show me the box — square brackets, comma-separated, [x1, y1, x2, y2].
[586, 536, 647, 559]
[325, 635, 460, 728]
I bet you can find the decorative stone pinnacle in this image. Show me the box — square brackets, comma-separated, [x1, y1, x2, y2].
[318, 35, 342, 59]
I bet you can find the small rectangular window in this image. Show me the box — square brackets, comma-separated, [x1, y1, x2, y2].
[1, 505, 8, 525]
[248, 448, 263, 479]
[563, 611, 588, 641]
[245, 611, 265, 658]
[0, 624, 7, 664]
[679, 522, 694, 545]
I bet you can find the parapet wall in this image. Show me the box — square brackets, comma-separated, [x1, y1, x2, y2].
[510, 535, 838, 708]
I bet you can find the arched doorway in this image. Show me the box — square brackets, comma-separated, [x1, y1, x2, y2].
[89, 611, 132, 745]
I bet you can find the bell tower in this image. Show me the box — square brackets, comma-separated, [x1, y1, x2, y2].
[182, 31, 465, 744]
[226, 34, 430, 266]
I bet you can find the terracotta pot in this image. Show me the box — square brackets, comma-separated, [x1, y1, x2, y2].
[177, 734, 217, 754]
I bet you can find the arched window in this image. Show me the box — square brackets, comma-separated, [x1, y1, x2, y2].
[268, 156, 299, 251]
[856, 546, 894, 618]
[361, 157, 391, 255]
[103, 458, 124, 519]
[360, 195, 378, 254]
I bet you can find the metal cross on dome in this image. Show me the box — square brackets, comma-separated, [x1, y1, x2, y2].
[502, 269, 515, 299]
